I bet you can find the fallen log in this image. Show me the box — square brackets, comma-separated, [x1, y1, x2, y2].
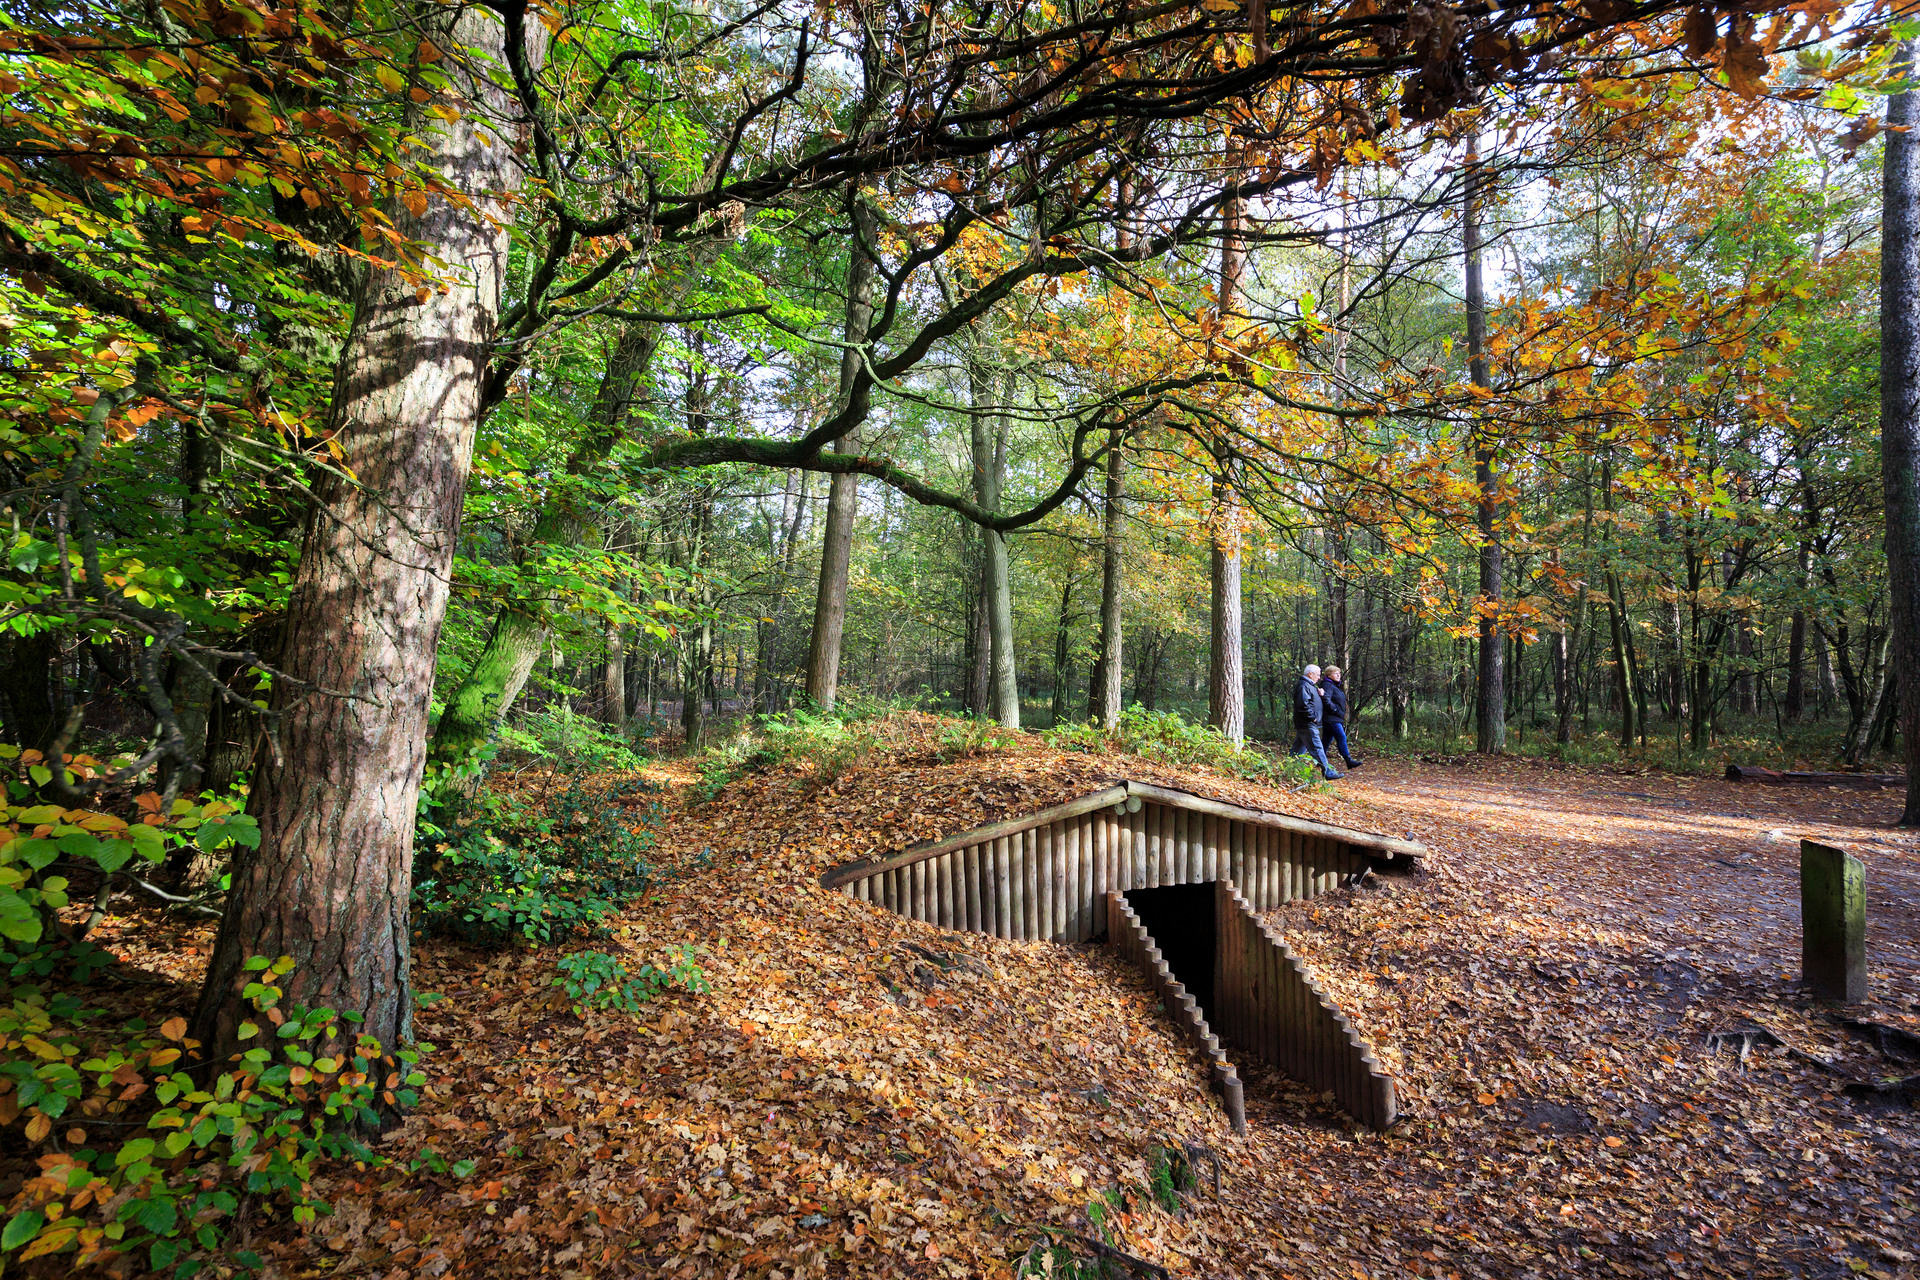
[1724, 765, 1906, 790]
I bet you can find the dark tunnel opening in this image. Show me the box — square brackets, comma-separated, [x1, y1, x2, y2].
[1124, 883, 1218, 1027]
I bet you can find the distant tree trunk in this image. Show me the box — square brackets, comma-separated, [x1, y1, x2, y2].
[1882, 38, 1920, 824]
[965, 546, 991, 716]
[970, 371, 1019, 728]
[1089, 444, 1126, 729]
[194, 3, 533, 1059]
[1328, 519, 1351, 677]
[803, 195, 877, 712]
[1049, 577, 1074, 726]
[1785, 556, 1809, 724]
[1465, 139, 1505, 754]
[1209, 182, 1246, 743]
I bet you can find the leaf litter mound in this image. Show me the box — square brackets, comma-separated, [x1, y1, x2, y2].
[81, 717, 1919, 1279]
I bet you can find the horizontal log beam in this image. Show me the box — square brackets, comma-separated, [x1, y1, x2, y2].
[1121, 781, 1427, 860]
[1725, 765, 1906, 790]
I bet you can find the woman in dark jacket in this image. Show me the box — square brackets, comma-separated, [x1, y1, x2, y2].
[1318, 666, 1360, 769]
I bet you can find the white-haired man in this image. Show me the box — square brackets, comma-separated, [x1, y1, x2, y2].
[1290, 663, 1342, 780]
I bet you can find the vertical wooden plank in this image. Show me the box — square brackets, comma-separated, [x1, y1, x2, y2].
[1052, 821, 1070, 942]
[944, 851, 960, 927]
[1253, 826, 1270, 911]
[1263, 826, 1277, 908]
[1082, 816, 1097, 940]
[1066, 818, 1083, 943]
[1032, 823, 1051, 942]
[1139, 804, 1156, 888]
[1094, 812, 1111, 904]
[1121, 809, 1136, 890]
[991, 835, 1009, 939]
[1010, 827, 1027, 941]
[1045, 822, 1062, 942]
[1283, 826, 1298, 905]
[1161, 806, 1176, 884]
[915, 859, 930, 921]
[1207, 815, 1223, 882]
[1075, 816, 1092, 942]
[962, 845, 979, 932]
[1278, 827, 1294, 904]
[1023, 826, 1041, 941]
[1059, 820, 1076, 943]
[931, 855, 946, 926]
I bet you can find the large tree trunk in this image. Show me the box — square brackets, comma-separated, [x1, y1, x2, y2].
[1089, 444, 1126, 729]
[427, 322, 659, 776]
[803, 195, 878, 712]
[1883, 39, 1920, 825]
[193, 4, 533, 1058]
[1208, 184, 1245, 743]
[1465, 140, 1505, 754]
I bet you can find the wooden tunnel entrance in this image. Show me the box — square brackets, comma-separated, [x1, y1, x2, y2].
[821, 780, 1421, 1131]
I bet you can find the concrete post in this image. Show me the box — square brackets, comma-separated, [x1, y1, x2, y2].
[1801, 839, 1866, 1003]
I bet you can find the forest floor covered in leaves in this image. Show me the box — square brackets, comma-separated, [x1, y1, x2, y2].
[88, 719, 1919, 1279]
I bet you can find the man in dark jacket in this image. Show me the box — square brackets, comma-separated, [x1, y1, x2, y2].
[1290, 663, 1341, 779]
[1318, 666, 1360, 769]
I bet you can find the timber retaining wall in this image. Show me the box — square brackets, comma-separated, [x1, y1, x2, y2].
[1210, 880, 1397, 1130]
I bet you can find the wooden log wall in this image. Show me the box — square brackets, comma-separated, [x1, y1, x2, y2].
[821, 780, 1420, 941]
[1104, 890, 1246, 1134]
[1211, 879, 1398, 1131]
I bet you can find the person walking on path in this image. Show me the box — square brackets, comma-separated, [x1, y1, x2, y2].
[1291, 663, 1342, 779]
[1319, 665, 1360, 770]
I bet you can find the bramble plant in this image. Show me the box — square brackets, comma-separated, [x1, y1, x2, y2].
[551, 946, 709, 1016]
[0, 954, 457, 1276]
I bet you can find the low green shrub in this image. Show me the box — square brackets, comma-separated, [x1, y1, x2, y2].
[1040, 707, 1318, 790]
[755, 710, 879, 784]
[0, 952, 454, 1278]
[551, 945, 709, 1015]
[413, 776, 660, 947]
[937, 716, 1022, 761]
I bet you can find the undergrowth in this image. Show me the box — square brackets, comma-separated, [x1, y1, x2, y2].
[551, 946, 709, 1015]
[413, 774, 661, 947]
[1042, 707, 1318, 790]
[0, 951, 458, 1278]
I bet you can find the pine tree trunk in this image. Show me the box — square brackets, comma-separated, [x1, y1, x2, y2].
[1209, 183, 1245, 743]
[803, 195, 877, 712]
[194, 4, 534, 1059]
[1881, 38, 1920, 824]
[1089, 445, 1126, 729]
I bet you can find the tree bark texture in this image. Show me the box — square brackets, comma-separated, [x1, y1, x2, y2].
[1882, 40, 1920, 824]
[194, 4, 534, 1056]
[1465, 143, 1505, 754]
[803, 195, 878, 712]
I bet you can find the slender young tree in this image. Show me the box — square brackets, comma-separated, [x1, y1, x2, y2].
[1465, 138, 1506, 754]
[1089, 440, 1128, 730]
[1209, 178, 1247, 743]
[803, 194, 878, 711]
[1882, 39, 1920, 825]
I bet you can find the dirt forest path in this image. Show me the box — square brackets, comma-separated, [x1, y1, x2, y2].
[1323, 756, 1920, 995]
